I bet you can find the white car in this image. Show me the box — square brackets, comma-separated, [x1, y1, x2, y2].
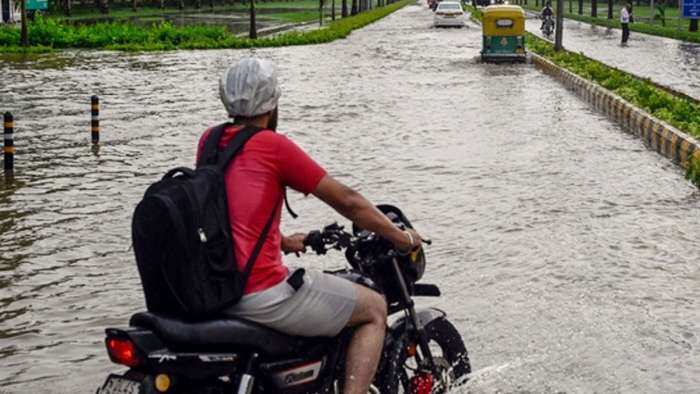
[433, 2, 466, 28]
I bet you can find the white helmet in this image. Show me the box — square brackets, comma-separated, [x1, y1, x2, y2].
[219, 58, 282, 118]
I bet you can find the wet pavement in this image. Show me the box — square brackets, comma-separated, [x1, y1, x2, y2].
[526, 15, 700, 100]
[1, 1, 700, 392]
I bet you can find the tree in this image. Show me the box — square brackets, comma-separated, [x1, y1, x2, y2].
[342, 0, 348, 16]
[20, 0, 28, 46]
[555, 0, 563, 50]
[607, 0, 612, 18]
[249, 0, 257, 39]
[132, 0, 137, 12]
[351, 0, 357, 14]
[332, 0, 335, 20]
[691, 19, 698, 32]
[319, 0, 323, 25]
[578, 0, 582, 14]
[591, 0, 597, 17]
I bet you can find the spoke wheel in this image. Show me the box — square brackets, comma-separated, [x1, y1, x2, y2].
[380, 318, 470, 394]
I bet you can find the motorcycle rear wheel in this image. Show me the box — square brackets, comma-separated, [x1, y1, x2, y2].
[380, 318, 470, 393]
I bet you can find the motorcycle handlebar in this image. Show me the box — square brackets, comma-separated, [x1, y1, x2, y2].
[303, 222, 431, 256]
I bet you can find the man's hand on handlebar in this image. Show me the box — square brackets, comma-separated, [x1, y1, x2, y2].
[282, 233, 307, 255]
[394, 228, 423, 254]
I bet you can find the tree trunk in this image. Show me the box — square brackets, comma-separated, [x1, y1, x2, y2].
[132, 0, 137, 12]
[607, 0, 612, 18]
[210, 0, 214, 8]
[160, 0, 165, 9]
[249, 0, 257, 38]
[319, 0, 323, 25]
[555, 0, 564, 50]
[66, 0, 72, 16]
[342, 0, 347, 16]
[691, 18, 699, 32]
[568, 0, 571, 13]
[178, 0, 184, 10]
[577, 0, 582, 14]
[351, 0, 357, 14]
[332, 0, 335, 20]
[591, 0, 597, 17]
[196, 0, 201, 8]
[20, 0, 28, 46]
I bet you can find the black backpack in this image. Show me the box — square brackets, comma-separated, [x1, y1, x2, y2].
[131, 123, 279, 320]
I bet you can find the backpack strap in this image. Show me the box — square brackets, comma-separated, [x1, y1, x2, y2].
[241, 196, 283, 284]
[216, 125, 264, 170]
[198, 123, 231, 168]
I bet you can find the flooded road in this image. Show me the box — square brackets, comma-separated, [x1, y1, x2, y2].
[525, 16, 700, 100]
[1, 1, 700, 392]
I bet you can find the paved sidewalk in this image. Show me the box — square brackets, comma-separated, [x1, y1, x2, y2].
[525, 16, 700, 100]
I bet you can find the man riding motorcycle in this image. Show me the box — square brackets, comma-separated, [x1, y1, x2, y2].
[540, 1, 554, 32]
[195, 57, 423, 394]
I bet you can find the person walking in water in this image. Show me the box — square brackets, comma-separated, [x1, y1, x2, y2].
[620, 3, 631, 45]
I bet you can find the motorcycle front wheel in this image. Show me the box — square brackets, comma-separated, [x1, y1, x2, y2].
[380, 317, 470, 393]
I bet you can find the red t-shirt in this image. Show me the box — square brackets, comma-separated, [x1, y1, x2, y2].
[197, 125, 326, 294]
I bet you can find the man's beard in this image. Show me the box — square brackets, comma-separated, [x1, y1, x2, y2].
[268, 107, 278, 131]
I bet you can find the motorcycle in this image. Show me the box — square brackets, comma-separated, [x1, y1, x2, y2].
[97, 205, 470, 394]
[541, 16, 555, 37]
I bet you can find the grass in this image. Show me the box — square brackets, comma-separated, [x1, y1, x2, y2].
[0, 0, 410, 52]
[466, 4, 700, 185]
[271, 10, 320, 23]
[52, 0, 332, 21]
[519, 1, 700, 43]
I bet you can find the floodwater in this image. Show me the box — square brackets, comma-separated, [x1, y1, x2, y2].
[525, 16, 700, 100]
[1, 1, 700, 392]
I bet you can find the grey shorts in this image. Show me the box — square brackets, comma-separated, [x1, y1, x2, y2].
[225, 269, 358, 337]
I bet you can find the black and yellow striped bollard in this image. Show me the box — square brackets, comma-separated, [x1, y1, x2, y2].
[91, 95, 100, 144]
[4, 112, 14, 173]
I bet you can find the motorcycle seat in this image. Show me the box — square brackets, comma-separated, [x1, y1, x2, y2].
[130, 312, 318, 357]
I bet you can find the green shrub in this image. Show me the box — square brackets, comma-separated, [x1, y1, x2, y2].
[687, 156, 700, 186]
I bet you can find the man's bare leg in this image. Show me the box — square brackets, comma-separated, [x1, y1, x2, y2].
[344, 284, 387, 394]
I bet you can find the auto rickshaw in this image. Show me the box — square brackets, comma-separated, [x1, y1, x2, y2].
[480, 5, 526, 62]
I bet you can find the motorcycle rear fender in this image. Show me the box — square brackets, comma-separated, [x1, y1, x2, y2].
[105, 327, 242, 378]
[106, 327, 165, 357]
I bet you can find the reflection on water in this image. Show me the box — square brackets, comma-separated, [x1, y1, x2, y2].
[1, 2, 700, 392]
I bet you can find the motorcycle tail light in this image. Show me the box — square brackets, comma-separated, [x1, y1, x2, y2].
[409, 372, 434, 394]
[106, 337, 142, 367]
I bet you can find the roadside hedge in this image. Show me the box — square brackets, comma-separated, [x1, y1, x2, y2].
[0, 0, 411, 52]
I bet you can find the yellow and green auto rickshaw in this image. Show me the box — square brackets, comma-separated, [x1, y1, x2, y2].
[480, 5, 526, 62]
